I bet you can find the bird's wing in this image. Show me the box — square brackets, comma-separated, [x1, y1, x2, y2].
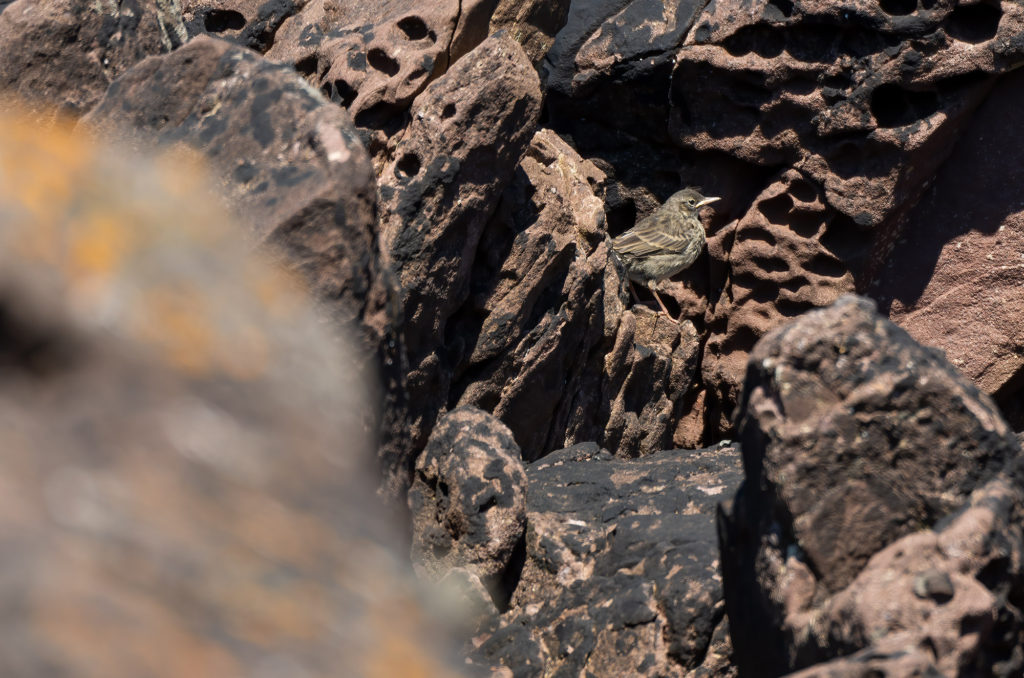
[611, 223, 692, 257]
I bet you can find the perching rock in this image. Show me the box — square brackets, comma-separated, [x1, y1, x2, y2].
[377, 32, 542, 462]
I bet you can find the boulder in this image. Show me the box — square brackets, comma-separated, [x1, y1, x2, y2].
[0, 0, 186, 121]
[720, 295, 1023, 676]
[470, 442, 743, 677]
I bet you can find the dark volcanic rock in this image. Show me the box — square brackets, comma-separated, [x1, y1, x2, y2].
[80, 36, 408, 493]
[470, 442, 743, 677]
[0, 112, 459, 678]
[721, 295, 1024, 676]
[0, 0, 186, 121]
[452, 129, 702, 461]
[409, 407, 527, 596]
[489, 0, 571, 63]
[378, 32, 542, 462]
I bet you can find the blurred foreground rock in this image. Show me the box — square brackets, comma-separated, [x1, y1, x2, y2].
[721, 295, 1024, 676]
[0, 111, 460, 678]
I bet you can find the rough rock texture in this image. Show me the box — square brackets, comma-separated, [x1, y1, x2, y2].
[873, 67, 1024, 403]
[469, 442, 743, 677]
[81, 35, 408, 494]
[721, 295, 1024, 676]
[181, 0, 305, 52]
[378, 32, 542, 460]
[489, 0, 571, 63]
[702, 170, 855, 432]
[671, 0, 1024, 434]
[453, 129, 702, 461]
[263, 0, 500, 157]
[783, 475, 1024, 677]
[409, 407, 527, 596]
[0, 0, 186, 121]
[537, 0, 1024, 441]
[0, 112, 461, 678]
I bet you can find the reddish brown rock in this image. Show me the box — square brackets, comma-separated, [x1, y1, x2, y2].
[0, 0, 186, 121]
[672, 0, 1024, 230]
[377, 32, 542, 460]
[720, 295, 1023, 676]
[781, 475, 1024, 676]
[872, 67, 1024, 406]
[409, 407, 527, 596]
[0, 112, 461, 678]
[80, 35, 406, 494]
[702, 170, 855, 433]
[181, 0, 305, 52]
[265, 0, 500, 148]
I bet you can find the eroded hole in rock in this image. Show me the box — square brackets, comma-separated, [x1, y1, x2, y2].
[441, 103, 457, 119]
[723, 24, 785, 58]
[203, 9, 246, 32]
[776, 297, 811, 317]
[788, 179, 818, 204]
[742, 225, 778, 247]
[807, 253, 849, 279]
[758, 193, 794, 225]
[294, 55, 318, 77]
[396, 152, 421, 179]
[766, 0, 794, 20]
[367, 47, 400, 76]
[878, 0, 917, 16]
[789, 210, 825, 238]
[947, 2, 1001, 44]
[397, 15, 433, 41]
[321, 78, 357, 108]
[870, 84, 939, 128]
[750, 255, 790, 274]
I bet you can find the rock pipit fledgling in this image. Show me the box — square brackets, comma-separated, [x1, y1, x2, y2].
[610, 187, 720, 322]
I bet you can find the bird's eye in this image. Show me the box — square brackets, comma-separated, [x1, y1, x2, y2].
[688, 199, 695, 206]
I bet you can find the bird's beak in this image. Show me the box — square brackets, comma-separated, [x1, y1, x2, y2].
[696, 196, 721, 208]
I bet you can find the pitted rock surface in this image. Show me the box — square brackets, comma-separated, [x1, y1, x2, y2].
[378, 32, 542, 461]
[720, 295, 1023, 676]
[673, 0, 1024, 229]
[0, 0, 186, 121]
[181, 0, 304, 52]
[451, 129, 702, 461]
[409, 407, 527, 594]
[81, 35, 404, 493]
[872, 67, 1024, 405]
[0, 113, 461, 678]
[702, 169, 855, 432]
[264, 0, 499, 156]
[469, 442, 743, 677]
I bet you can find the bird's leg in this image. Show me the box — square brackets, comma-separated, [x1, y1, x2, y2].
[647, 281, 679, 324]
[627, 279, 642, 305]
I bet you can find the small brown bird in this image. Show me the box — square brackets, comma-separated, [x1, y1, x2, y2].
[610, 187, 720, 321]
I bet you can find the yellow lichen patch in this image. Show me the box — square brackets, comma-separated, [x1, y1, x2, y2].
[131, 284, 217, 375]
[68, 211, 136, 279]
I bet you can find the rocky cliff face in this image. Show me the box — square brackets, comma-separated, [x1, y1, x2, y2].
[3, 0, 1024, 675]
